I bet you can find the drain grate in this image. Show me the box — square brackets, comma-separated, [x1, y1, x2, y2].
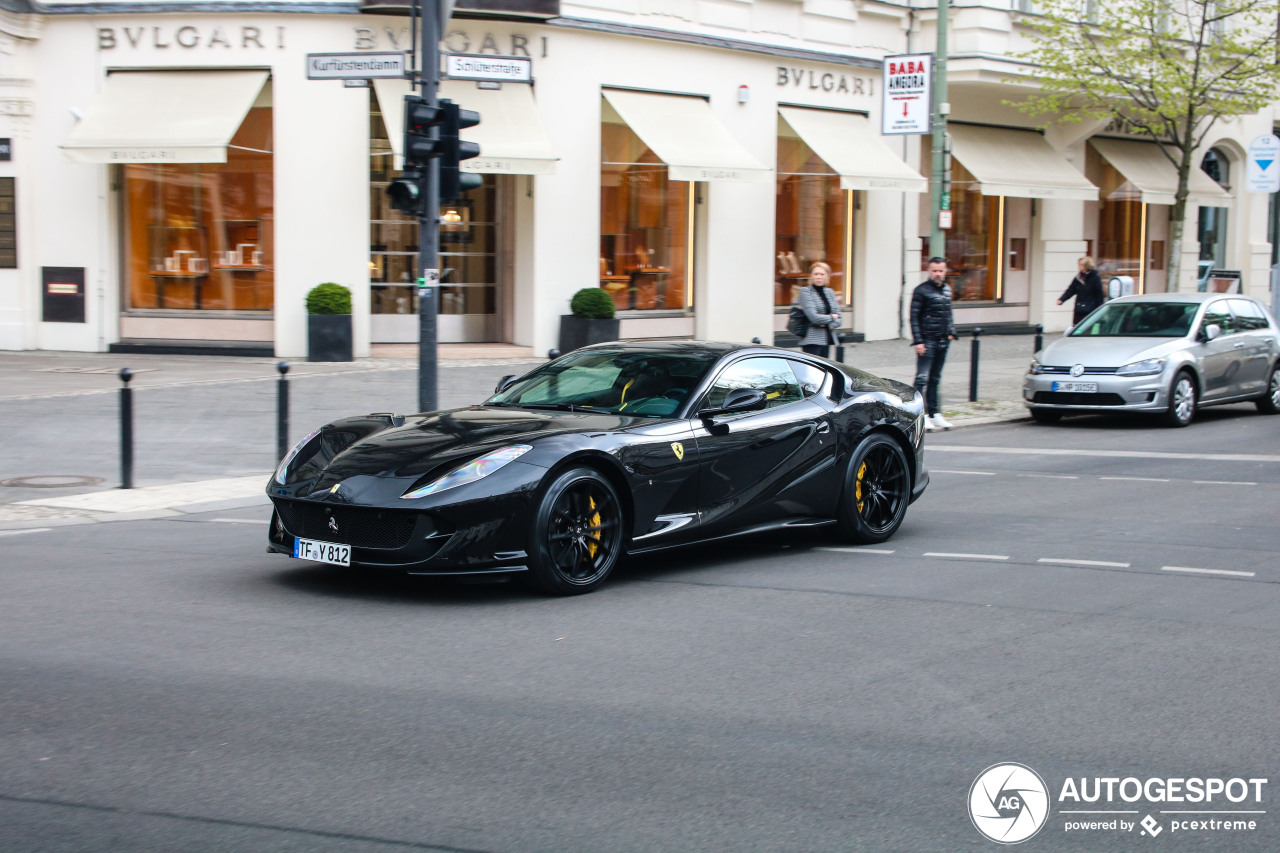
[0, 475, 106, 488]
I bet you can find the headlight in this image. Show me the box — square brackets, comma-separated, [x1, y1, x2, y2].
[400, 445, 533, 500]
[1028, 359, 1044, 375]
[274, 427, 323, 485]
[1117, 357, 1166, 377]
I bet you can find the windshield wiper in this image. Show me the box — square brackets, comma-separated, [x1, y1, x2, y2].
[519, 403, 614, 414]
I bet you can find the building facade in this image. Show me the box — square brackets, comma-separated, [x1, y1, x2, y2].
[0, 0, 1274, 357]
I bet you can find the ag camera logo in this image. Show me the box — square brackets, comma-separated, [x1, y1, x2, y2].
[969, 763, 1050, 844]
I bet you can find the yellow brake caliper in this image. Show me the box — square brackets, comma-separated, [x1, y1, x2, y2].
[587, 497, 601, 559]
[856, 462, 867, 514]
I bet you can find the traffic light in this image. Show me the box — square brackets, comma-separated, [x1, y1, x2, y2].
[438, 99, 482, 203]
[386, 94, 444, 217]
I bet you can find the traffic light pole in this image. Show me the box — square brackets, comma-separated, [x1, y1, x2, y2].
[417, 0, 441, 413]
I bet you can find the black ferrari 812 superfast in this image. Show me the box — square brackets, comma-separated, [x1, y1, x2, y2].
[266, 341, 928, 594]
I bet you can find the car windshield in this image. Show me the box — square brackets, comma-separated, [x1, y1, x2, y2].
[486, 349, 720, 417]
[1069, 302, 1197, 338]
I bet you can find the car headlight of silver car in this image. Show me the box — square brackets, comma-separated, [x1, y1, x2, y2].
[274, 427, 324, 485]
[1028, 358, 1044, 375]
[400, 445, 533, 500]
[1116, 357, 1166, 377]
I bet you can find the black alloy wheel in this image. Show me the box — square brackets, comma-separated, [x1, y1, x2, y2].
[837, 433, 910, 544]
[1257, 363, 1280, 414]
[527, 467, 624, 595]
[1161, 370, 1197, 428]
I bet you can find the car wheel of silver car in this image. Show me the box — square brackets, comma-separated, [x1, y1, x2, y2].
[836, 434, 910, 544]
[1162, 371, 1197, 428]
[1256, 363, 1280, 415]
[526, 466, 623, 595]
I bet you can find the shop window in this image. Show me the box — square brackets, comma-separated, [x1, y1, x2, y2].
[0, 178, 14, 268]
[1092, 153, 1145, 285]
[1008, 237, 1027, 271]
[600, 116, 690, 312]
[1197, 148, 1230, 271]
[930, 159, 1002, 301]
[775, 137, 851, 306]
[1150, 241, 1164, 270]
[122, 107, 273, 311]
[369, 95, 497, 318]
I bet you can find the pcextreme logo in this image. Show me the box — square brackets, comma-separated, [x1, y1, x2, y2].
[969, 763, 1268, 844]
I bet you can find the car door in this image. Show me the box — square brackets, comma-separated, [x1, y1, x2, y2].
[1194, 300, 1241, 400]
[1227, 298, 1275, 395]
[690, 356, 837, 534]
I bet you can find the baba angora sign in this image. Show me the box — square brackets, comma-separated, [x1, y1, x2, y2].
[882, 53, 932, 135]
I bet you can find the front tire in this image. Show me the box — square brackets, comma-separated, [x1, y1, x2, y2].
[1256, 363, 1280, 414]
[526, 467, 623, 595]
[836, 434, 910, 544]
[1161, 371, 1197, 428]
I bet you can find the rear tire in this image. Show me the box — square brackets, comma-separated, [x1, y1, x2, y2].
[836, 434, 910, 545]
[1256, 363, 1280, 414]
[525, 467, 623, 595]
[1161, 371, 1197, 428]
[1029, 409, 1062, 424]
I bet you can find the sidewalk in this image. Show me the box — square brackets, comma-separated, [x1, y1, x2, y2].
[0, 335, 1037, 528]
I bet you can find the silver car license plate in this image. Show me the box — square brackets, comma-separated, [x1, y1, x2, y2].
[1052, 381, 1098, 393]
[293, 537, 351, 566]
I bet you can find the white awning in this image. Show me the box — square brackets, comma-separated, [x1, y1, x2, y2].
[948, 125, 1099, 201]
[778, 106, 926, 193]
[62, 71, 269, 164]
[373, 79, 558, 175]
[602, 89, 771, 183]
[1089, 137, 1232, 207]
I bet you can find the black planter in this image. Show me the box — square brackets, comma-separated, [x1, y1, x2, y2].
[558, 315, 620, 354]
[307, 314, 353, 362]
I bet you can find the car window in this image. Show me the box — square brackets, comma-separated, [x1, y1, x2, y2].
[1228, 298, 1269, 331]
[1200, 301, 1236, 336]
[1070, 301, 1197, 337]
[702, 357, 803, 410]
[789, 360, 828, 398]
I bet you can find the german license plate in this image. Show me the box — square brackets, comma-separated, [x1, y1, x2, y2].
[293, 537, 350, 566]
[1052, 381, 1098, 393]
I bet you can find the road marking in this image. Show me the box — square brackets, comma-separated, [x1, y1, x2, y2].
[1161, 566, 1255, 578]
[1099, 476, 1169, 482]
[0, 527, 52, 536]
[930, 445, 1280, 463]
[210, 518, 270, 524]
[814, 546, 895, 554]
[1017, 473, 1079, 480]
[1193, 480, 1257, 486]
[1038, 557, 1131, 568]
[925, 552, 1009, 561]
[930, 469, 995, 475]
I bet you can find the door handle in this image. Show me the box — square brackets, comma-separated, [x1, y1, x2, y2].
[1232, 342, 1246, 349]
[816, 422, 831, 434]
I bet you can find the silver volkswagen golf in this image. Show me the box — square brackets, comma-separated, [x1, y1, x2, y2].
[1024, 293, 1280, 427]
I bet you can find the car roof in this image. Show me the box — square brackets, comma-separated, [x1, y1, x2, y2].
[571, 340, 780, 358]
[1107, 293, 1252, 305]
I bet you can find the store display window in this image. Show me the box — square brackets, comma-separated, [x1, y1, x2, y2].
[600, 115, 690, 311]
[775, 136, 850, 306]
[933, 159, 1003, 302]
[121, 107, 273, 312]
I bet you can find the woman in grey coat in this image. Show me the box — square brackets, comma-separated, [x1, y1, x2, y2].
[797, 261, 842, 358]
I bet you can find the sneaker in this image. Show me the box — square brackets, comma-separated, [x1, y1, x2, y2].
[924, 416, 936, 431]
[931, 414, 954, 430]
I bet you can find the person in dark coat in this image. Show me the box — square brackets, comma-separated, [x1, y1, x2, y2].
[1058, 256, 1105, 325]
[910, 256, 958, 430]
[797, 261, 842, 358]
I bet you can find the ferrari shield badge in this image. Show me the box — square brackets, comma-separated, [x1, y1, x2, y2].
[671, 442, 684, 461]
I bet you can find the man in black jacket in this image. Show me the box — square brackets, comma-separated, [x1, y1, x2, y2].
[910, 257, 958, 430]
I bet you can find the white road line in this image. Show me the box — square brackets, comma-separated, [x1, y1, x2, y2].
[210, 518, 270, 524]
[1162, 566, 1255, 578]
[925, 552, 1009, 561]
[1099, 477, 1169, 482]
[930, 469, 996, 475]
[0, 527, 52, 536]
[1038, 557, 1131, 568]
[930, 445, 1280, 463]
[1193, 480, 1257, 486]
[814, 547, 896, 555]
[1017, 473, 1079, 480]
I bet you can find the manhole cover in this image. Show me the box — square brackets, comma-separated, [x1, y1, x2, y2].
[0, 475, 105, 488]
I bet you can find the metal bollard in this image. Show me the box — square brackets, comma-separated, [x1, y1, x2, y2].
[751, 337, 761, 345]
[969, 327, 982, 403]
[119, 368, 133, 490]
[547, 349, 560, 361]
[1034, 323, 1044, 354]
[276, 361, 290, 463]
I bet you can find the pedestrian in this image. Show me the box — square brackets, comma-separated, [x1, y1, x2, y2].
[798, 261, 842, 358]
[1057, 256, 1105, 325]
[911, 256, 958, 431]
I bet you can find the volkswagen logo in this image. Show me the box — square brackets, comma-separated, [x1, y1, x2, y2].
[968, 763, 1050, 844]
[1070, 363, 1085, 377]
[328, 516, 339, 532]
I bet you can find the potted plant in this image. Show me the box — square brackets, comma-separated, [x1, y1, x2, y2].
[306, 282, 353, 362]
[558, 287, 620, 353]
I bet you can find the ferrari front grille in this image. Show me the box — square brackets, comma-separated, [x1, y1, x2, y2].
[273, 499, 418, 549]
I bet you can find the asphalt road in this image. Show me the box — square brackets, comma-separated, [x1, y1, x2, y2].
[2, 407, 1277, 851]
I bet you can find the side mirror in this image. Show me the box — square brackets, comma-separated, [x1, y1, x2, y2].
[494, 374, 518, 394]
[1202, 324, 1222, 342]
[697, 388, 768, 421]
